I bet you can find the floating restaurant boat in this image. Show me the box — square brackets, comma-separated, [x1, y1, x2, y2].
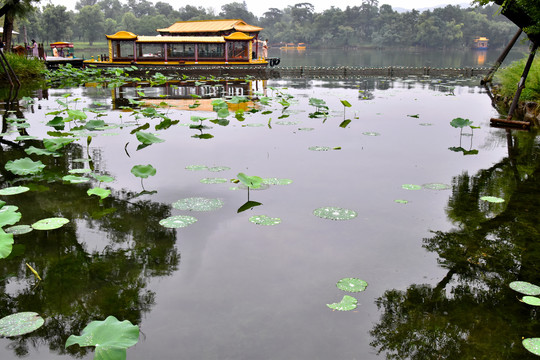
[45, 41, 84, 69]
[84, 19, 276, 70]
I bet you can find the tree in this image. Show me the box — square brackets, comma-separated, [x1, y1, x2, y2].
[76, 4, 105, 45]
[0, 0, 37, 49]
[219, 2, 257, 24]
[40, 4, 73, 43]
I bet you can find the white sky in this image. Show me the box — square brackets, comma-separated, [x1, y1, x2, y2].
[44, 0, 474, 17]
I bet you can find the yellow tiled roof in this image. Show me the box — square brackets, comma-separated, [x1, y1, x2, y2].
[224, 32, 254, 41]
[157, 19, 262, 34]
[106, 31, 137, 40]
[137, 36, 225, 43]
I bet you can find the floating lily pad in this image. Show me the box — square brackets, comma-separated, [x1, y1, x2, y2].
[131, 164, 156, 178]
[5, 158, 45, 175]
[249, 215, 281, 226]
[298, 127, 315, 131]
[172, 197, 223, 211]
[509, 281, 540, 296]
[25, 146, 61, 157]
[93, 174, 115, 183]
[521, 296, 540, 306]
[69, 168, 92, 174]
[423, 183, 451, 190]
[419, 123, 433, 126]
[402, 184, 422, 190]
[308, 146, 331, 151]
[87, 188, 111, 200]
[362, 132, 380, 136]
[276, 121, 299, 126]
[43, 137, 75, 151]
[0, 230, 14, 258]
[262, 178, 293, 185]
[135, 131, 165, 144]
[62, 175, 91, 184]
[185, 165, 208, 171]
[245, 123, 265, 127]
[0, 312, 44, 337]
[200, 178, 227, 184]
[394, 199, 409, 204]
[523, 338, 540, 356]
[336, 278, 368, 292]
[159, 215, 197, 228]
[4, 225, 33, 235]
[31, 217, 69, 230]
[16, 135, 38, 141]
[313, 207, 357, 220]
[65, 316, 139, 359]
[208, 166, 231, 172]
[480, 196, 504, 203]
[0, 207, 21, 227]
[326, 295, 358, 311]
[0, 186, 30, 196]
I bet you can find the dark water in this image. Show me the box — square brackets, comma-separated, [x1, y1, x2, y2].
[0, 76, 539, 360]
[269, 47, 529, 68]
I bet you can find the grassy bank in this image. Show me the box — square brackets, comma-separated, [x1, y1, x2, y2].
[495, 56, 540, 102]
[0, 52, 46, 81]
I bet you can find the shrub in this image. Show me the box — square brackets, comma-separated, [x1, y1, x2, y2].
[0, 52, 47, 81]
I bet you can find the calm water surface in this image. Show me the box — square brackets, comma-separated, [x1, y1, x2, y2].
[0, 76, 539, 359]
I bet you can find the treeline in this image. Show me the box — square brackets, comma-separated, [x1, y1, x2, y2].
[15, 0, 518, 48]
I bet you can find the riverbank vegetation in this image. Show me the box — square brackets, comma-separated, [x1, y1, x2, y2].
[14, 1, 519, 49]
[495, 57, 540, 101]
[0, 53, 46, 81]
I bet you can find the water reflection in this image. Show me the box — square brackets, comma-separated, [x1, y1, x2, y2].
[370, 129, 540, 359]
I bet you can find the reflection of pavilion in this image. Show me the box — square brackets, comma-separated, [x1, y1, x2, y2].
[111, 79, 266, 111]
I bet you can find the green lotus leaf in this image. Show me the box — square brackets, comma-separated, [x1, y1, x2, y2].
[217, 108, 230, 118]
[480, 196, 505, 203]
[450, 117, 473, 128]
[326, 295, 358, 311]
[16, 135, 38, 141]
[336, 278, 368, 292]
[25, 146, 62, 157]
[159, 215, 197, 228]
[85, 120, 107, 130]
[262, 178, 293, 185]
[31, 217, 69, 230]
[0, 229, 14, 259]
[245, 123, 264, 127]
[131, 165, 156, 179]
[0, 207, 22, 227]
[394, 199, 409, 204]
[0, 312, 44, 337]
[63, 175, 91, 184]
[308, 146, 331, 151]
[69, 168, 92, 174]
[509, 281, 540, 296]
[200, 178, 227, 184]
[135, 131, 165, 145]
[93, 174, 115, 183]
[66, 109, 88, 121]
[276, 121, 300, 126]
[5, 158, 45, 175]
[521, 296, 540, 306]
[313, 207, 357, 221]
[237, 173, 263, 189]
[172, 197, 223, 211]
[298, 127, 315, 131]
[523, 338, 540, 356]
[4, 225, 33, 235]
[422, 183, 451, 190]
[249, 215, 281, 226]
[65, 316, 139, 360]
[362, 132, 380, 136]
[88, 188, 111, 200]
[208, 166, 231, 172]
[340, 99, 352, 107]
[185, 165, 208, 171]
[402, 184, 422, 190]
[0, 186, 30, 196]
[43, 138, 76, 151]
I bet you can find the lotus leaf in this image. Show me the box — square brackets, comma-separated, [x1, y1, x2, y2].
[4, 225, 33, 235]
[237, 200, 262, 213]
[237, 173, 263, 189]
[173, 197, 223, 211]
[159, 215, 197, 228]
[480, 196, 505, 203]
[275, 121, 299, 126]
[249, 215, 281, 226]
[313, 207, 357, 221]
[245, 123, 264, 127]
[402, 184, 422, 190]
[185, 165, 208, 171]
[336, 278, 368, 292]
[43, 138, 75, 151]
[340, 100, 352, 107]
[523, 338, 540, 356]
[362, 132, 381, 136]
[131, 165, 156, 178]
[308, 146, 331, 151]
[298, 127, 315, 131]
[5, 158, 45, 175]
[25, 146, 62, 157]
[63, 175, 91, 184]
[69, 168, 92, 174]
[423, 183, 451, 190]
[521, 296, 540, 306]
[326, 295, 358, 311]
[65, 316, 139, 360]
[450, 117, 473, 128]
[93, 174, 115, 183]
[208, 166, 231, 172]
[0, 312, 44, 337]
[0, 186, 30, 196]
[32, 217, 69, 230]
[200, 178, 227, 184]
[85, 120, 107, 130]
[66, 109, 88, 121]
[16, 136, 38, 141]
[0, 207, 22, 227]
[0, 230, 14, 258]
[509, 281, 540, 296]
[262, 178, 293, 185]
[394, 199, 409, 204]
[88, 188, 111, 200]
[135, 131, 165, 144]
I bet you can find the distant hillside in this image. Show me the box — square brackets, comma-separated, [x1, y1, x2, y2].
[393, 3, 471, 13]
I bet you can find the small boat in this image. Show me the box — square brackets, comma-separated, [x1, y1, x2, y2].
[280, 42, 307, 51]
[46, 42, 84, 69]
[84, 19, 277, 70]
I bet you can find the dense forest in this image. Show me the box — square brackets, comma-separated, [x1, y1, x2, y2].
[13, 0, 520, 48]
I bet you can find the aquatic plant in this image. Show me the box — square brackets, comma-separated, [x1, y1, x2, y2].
[509, 281, 540, 356]
[313, 207, 357, 220]
[336, 278, 368, 292]
[65, 316, 139, 360]
[159, 215, 198, 228]
[31, 217, 69, 230]
[327, 295, 358, 311]
[249, 215, 281, 225]
[0, 312, 45, 337]
[5, 158, 45, 175]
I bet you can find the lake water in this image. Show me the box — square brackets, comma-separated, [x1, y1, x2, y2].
[0, 74, 539, 359]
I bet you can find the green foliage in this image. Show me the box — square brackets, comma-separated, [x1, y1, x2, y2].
[0, 53, 46, 80]
[495, 57, 540, 101]
[0, 312, 45, 337]
[5, 158, 45, 175]
[237, 173, 263, 189]
[327, 295, 358, 311]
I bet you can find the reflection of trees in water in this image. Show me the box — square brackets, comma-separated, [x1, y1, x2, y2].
[0, 114, 179, 357]
[370, 130, 540, 359]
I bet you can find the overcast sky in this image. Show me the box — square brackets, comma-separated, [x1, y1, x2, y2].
[45, 0, 474, 17]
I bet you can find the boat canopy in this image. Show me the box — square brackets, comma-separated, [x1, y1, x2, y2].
[136, 36, 225, 43]
[157, 19, 262, 35]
